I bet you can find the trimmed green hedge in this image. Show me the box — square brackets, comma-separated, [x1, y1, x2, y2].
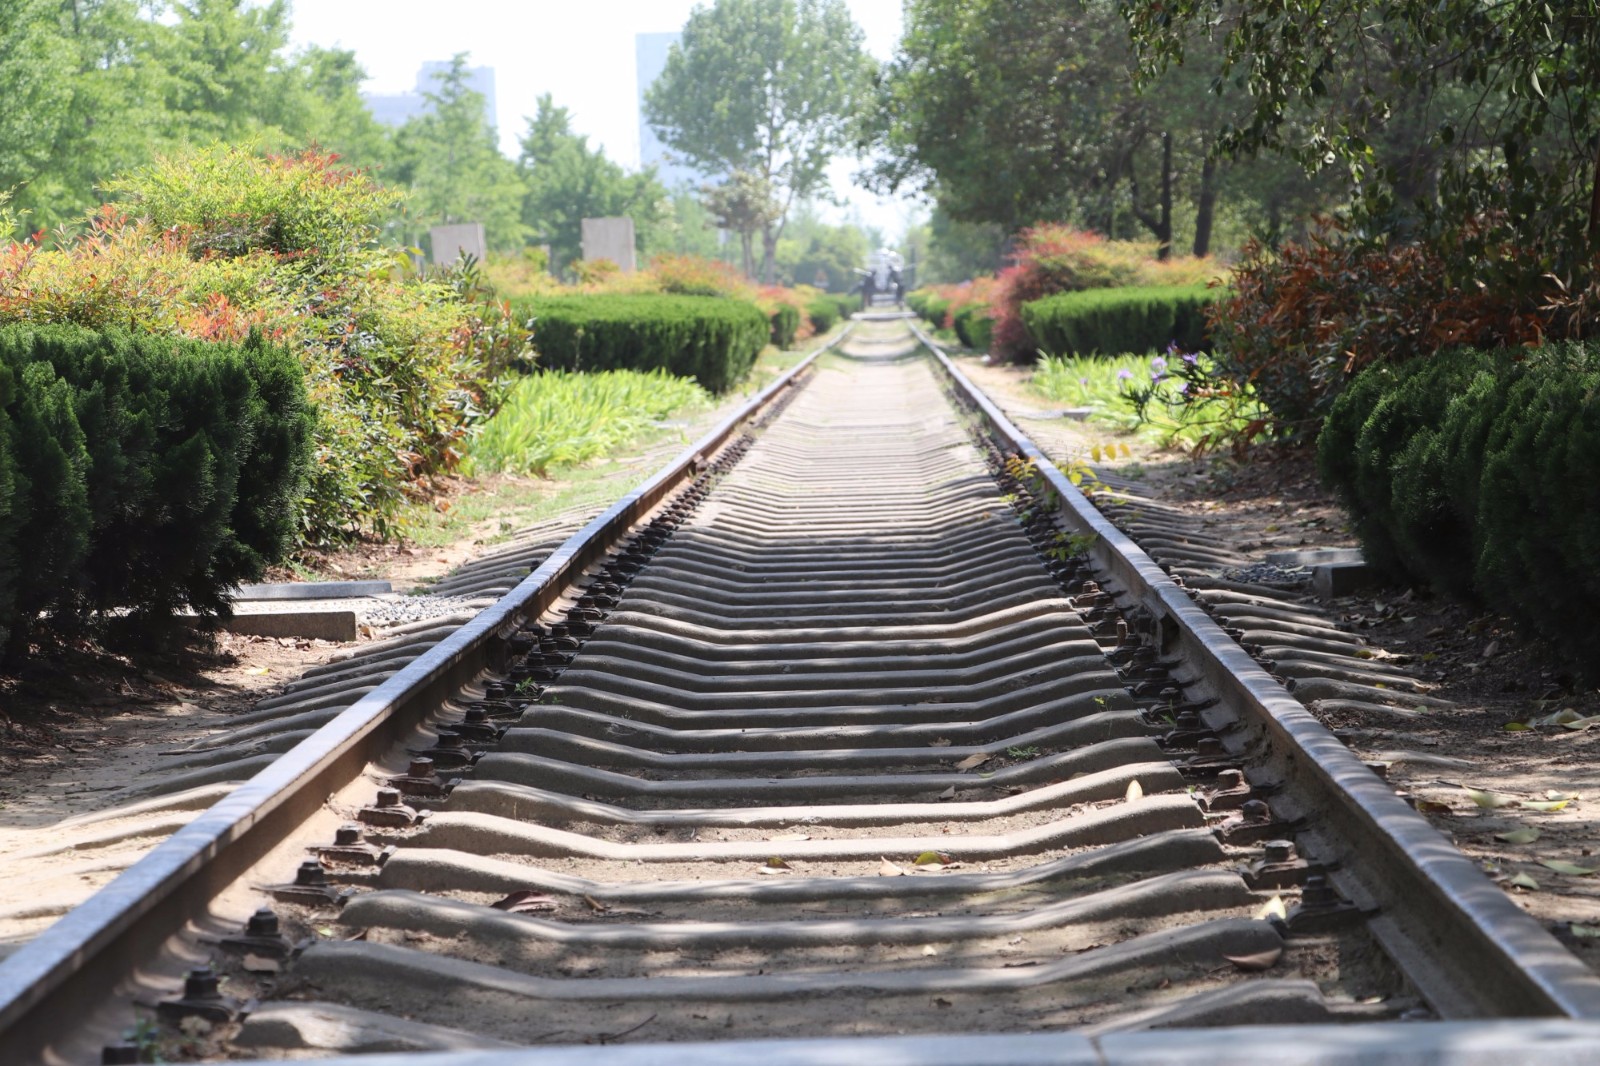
[806, 298, 838, 334]
[907, 290, 949, 330]
[1021, 284, 1219, 357]
[953, 305, 996, 353]
[515, 294, 768, 394]
[1319, 342, 1600, 671]
[0, 324, 313, 661]
[769, 303, 801, 349]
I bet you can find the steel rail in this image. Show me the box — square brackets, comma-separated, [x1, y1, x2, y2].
[0, 329, 848, 1063]
[910, 319, 1600, 1019]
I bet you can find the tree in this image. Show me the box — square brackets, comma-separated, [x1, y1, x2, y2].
[277, 46, 393, 171]
[1121, 0, 1600, 281]
[518, 94, 669, 272]
[700, 171, 781, 278]
[866, 0, 1360, 258]
[161, 0, 295, 142]
[773, 203, 872, 290]
[4, 0, 164, 233]
[645, 0, 875, 282]
[392, 54, 526, 252]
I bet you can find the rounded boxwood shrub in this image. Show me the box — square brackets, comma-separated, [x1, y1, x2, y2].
[0, 324, 313, 661]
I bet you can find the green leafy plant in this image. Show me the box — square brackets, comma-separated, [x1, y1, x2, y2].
[468, 368, 708, 477]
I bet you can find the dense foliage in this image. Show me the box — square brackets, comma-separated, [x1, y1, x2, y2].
[1319, 343, 1600, 671]
[0, 323, 312, 663]
[513, 294, 769, 394]
[1022, 284, 1218, 359]
[1, 147, 522, 543]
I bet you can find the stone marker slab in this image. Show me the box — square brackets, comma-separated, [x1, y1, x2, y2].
[1313, 560, 1377, 599]
[581, 217, 637, 272]
[1265, 547, 1364, 568]
[430, 222, 487, 266]
[234, 581, 392, 601]
[221, 603, 361, 642]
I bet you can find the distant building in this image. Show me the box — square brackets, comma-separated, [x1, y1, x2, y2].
[636, 32, 703, 189]
[365, 61, 498, 130]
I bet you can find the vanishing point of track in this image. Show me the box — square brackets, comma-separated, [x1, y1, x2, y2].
[4, 318, 1600, 1064]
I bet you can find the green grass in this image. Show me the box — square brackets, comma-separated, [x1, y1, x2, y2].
[467, 369, 710, 477]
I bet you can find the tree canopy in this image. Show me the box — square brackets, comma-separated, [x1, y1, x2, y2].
[644, 0, 875, 280]
[518, 94, 670, 272]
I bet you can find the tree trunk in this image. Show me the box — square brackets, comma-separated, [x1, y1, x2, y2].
[760, 224, 778, 284]
[1127, 134, 1173, 258]
[1157, 131, 1173, 261]
[1193, 153, 1218, 258]
[739, 230, 754, 278]
[1588, 138, 1600, 252]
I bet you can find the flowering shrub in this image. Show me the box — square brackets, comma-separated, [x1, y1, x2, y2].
[1206, 219, 1548, 437]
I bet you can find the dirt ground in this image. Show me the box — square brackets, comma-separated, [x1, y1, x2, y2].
[958, 353, 1600, 966]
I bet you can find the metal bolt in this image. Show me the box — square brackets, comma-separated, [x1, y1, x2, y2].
[464, 708, 488, 724]
[294, 860, 329, 887]
[1301, 873, 1338, 909]
[407, 757, 435, 778]
[334, 824, 363, 846]
[183, 966, 221, 1001]
[1241, 799, 1270, 823]
[1216, 769, 1245, 790]
[101, 1044, 142, 1065]
[435, 730, 465, 750]
[1264, 840, 1297, 864]
[1196, 737, 1224, 757]
[246, 907, 280, 937]
[376, 788, 402, 808]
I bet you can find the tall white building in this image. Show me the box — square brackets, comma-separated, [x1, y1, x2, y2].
[636, 32, 703, 190]
[365, 62, 498, 130]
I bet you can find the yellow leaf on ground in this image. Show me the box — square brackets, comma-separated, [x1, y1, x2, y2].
[1254, 896, 1287, 922]
[1495, 828, 1541, 844]
[1466, 789, 1520, 809]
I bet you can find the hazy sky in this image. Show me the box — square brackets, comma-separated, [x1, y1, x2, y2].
[286, 1, 919, 237]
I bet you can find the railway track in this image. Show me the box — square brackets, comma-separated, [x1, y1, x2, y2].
[4, 318, 1600, 1063]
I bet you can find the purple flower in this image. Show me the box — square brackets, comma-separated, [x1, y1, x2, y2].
[1177, 381, 1189, 393]
[1079, 377, 1089, 386]
[1151, 371, 1166, 382]
[1181, 352, 1199, 365]
[1150, 355, 1168, 374]
[1166, 341, 1181, 355]
[1116, 368, 1133, 382]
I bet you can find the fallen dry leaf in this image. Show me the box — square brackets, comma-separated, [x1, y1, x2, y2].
[1222, 947, 1283, 972]
[1125, 779, 1144, 803]
[492, 890, 559, 913]
[955, 752, 991, 771]
[878, 857, 907, 877]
